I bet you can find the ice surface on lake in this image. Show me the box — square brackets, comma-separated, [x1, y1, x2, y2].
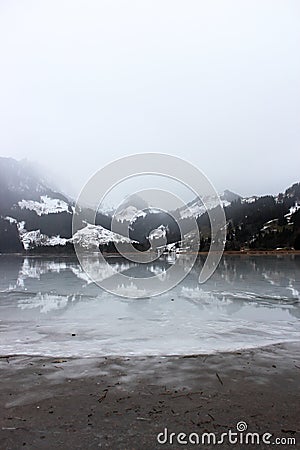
[0, 255, 299, 357]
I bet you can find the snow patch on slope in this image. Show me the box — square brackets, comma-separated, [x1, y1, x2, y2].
[114, 206, 147, 223]
[18, 195, 70, 216]
[5, 216, 137, 251]
[149, 225, 167, 240]
[4, 216, 17, 224]
[243, 196, 258, 204]
[180, 197, 225, 219]
[284, 202, 300, 223]
[10, 219, 67, 250]
[20, 230, 67, 250]
[71, 223, 137, 249]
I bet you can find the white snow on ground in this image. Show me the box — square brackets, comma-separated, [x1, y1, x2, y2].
[261, 218, 278, 231]
[47, 235, 68, 246]
[166, 243, 177, 252]
[16, 221, 26, 233]
[18, 195, 70, 216]
[288, 203, 300, 215]
[180, 196, 224, 219]
[180, 200, 206, 219]
[71, 223, 136, 249]
[284, 202, 300, 223]
[20, 230, 42, 250]
[242, 196, 258, 204]
[12, 218, 67, 250]
[4, 215, 137, 251]
[114, 205, 147, 223]
[222, 200, 230, 208]
[4, 216, 17, 224]
[20, 224, 136, 251]
[20, 230, 67, 250]
[148, 225, 167, 240]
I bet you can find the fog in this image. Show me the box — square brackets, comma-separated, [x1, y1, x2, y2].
[0, 0, 299, 199]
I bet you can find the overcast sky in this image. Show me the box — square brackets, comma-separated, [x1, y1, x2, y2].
[0, 0, 299, 200]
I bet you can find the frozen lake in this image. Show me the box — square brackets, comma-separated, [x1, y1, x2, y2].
[0, 254, 299, 357]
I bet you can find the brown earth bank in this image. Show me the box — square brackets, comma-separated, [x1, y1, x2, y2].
[0, 343, 300, 450]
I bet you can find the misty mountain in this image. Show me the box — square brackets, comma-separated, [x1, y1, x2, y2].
[197, 183, 300, 251]
[0, 157, 299, 253]
[0, 157, 114, 252]
[221, 189, 242, 203]
[0, 157, 70, 211]
[224, 184, 300, 251]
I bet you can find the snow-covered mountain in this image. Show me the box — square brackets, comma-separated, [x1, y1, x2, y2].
[177, 190, 240, 220]
[110, 193, 150, 223]
[0, 157, 71, 208]
[0, 157, 74, 251]
[71, 222, 137, 250]
[114, 205, 147, 223]
[0, 157, 119, 252]
[18, 195, 71, 216]
[1, 157, 300, 253]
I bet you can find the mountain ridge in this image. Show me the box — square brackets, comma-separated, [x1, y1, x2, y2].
[0, 157, 299, 253]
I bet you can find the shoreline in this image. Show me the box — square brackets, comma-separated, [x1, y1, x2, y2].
[0, 339, 299, 360]
[1, 342, 299, 449]
[1, 249, 300, 258]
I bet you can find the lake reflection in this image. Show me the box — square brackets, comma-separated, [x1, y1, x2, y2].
[0, 254, 299, 356]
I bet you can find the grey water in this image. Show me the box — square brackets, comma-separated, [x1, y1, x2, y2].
[0, 254, 299, 357]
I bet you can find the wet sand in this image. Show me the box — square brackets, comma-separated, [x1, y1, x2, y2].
[0, 343, 299, 449]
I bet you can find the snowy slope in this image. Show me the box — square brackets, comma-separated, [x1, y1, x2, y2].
[114, 205, 147, 223]
[18, 195, 71, 216]
[4, 218, 137, 251]
[148, 225, 167, 240]
[179, 196, 228, 219]
[285, 202, 300, 223]
[71, 223, 137, 250]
